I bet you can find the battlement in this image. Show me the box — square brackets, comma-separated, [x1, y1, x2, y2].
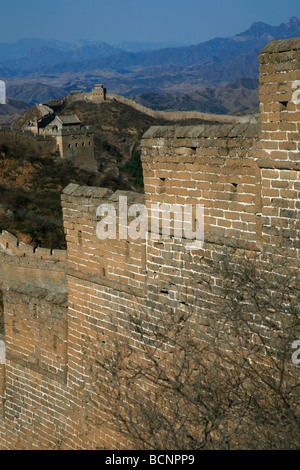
[49, 125, 94, 136]
[0, 231, 66, 261]
[141, 122, 261, 252]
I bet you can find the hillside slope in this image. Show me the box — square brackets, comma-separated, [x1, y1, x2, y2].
[21, 95, 227, 167]
[3, 97, 228, 248]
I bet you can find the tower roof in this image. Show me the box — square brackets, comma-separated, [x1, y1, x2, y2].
[56, 114, 81, 125]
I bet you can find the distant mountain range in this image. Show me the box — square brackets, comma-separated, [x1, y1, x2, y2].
[0, 17, 300, 114]
[0, 39, 183, 64]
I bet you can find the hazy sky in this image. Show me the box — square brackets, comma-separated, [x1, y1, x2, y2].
[1, 0, 300, 45]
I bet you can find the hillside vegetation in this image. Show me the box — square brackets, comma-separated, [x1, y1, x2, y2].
[0, 136, 129, 249]
[2, 98, 219, 248]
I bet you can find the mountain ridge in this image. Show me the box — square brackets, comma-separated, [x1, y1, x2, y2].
[2, 17, 300, 77]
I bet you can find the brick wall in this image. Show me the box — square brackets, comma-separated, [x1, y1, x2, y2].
[141, 123, 260, 249]
[61, 184, 147, 448]
[0, 127, 57, 157]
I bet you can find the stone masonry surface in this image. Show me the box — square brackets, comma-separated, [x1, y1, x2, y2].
[0, 37, 299, 449]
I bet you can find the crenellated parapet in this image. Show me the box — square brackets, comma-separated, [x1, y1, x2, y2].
[0, 230, 66, 261]
[0, 231, 67, 293]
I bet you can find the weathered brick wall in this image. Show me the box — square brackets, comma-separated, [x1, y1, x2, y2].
[62, 184, 146, 292]
[0, 127, 38, 147]
[60, 184, 147, 449]
[0, 233, 68, 449]
[0, 285, 69, 449]
[0, 127, 57, 156]
[0, 231, 67, 293]
[4, 285, 68, 378]
[0, 36, 299, 449]
[56, 131, 97, 173]
[141, 123, 260, 249]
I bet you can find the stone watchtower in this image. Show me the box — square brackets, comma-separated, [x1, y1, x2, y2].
[44, 114, 97, 173]
[24, 109, 98, 173]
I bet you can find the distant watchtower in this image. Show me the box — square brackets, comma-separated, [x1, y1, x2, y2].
[91, 84, 106, 102]
[24, 111, 98, 173]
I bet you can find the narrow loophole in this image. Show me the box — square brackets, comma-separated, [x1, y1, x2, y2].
[280, 101, 288, 110]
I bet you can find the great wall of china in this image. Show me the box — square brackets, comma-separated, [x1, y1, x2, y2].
[68, 83, 256, 124]
[0, 37, 299, 449]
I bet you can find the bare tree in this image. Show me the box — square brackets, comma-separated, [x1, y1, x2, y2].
[84, 244, 300, 450]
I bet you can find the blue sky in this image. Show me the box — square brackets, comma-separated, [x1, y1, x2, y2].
[1, 0, 300, 45]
